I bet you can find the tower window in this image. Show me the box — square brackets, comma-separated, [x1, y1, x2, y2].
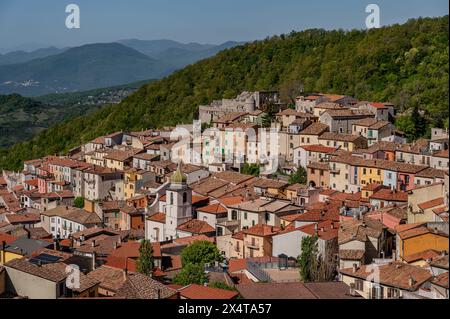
[183, 192, 187, 203]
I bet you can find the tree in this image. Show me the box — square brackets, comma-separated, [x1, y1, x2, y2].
[73, 197, 84, 209]
[279, 80, 304, 106]
[241, 163, 260, 177]
[181, 241, 223, 266]
[261, 102, 277, 128]
[298, 235, 337, 282]
[209, 281, 237, 291]
[289, 166, 307, 185]
[173, 263, 208, 286]
[298, 235, 319, 282]
[136, 240, 154, 276]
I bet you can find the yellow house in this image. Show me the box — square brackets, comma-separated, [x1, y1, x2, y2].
[1, 237, 52, 265]
[104, 148, 142, 171]
[398, 226, 448, 260]
[123, 169, 153, 200]
[242, 224, 281, 258]
[359, 164, 384, 186]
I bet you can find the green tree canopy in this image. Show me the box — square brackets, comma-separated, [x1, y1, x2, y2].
[241, 163, 260, 177]
[173, 263, 208, 286]
[136, 239, 154, 276]
[298, 235, 319, 282]
[73, 197, 85, 209]
[289, 166, 307, 185]
[181, 240, 223, 266]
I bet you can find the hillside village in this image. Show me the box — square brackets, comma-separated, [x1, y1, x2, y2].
[0, 91, 448, 299]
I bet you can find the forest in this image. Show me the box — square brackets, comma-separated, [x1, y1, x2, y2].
[0, 16, 448, 171]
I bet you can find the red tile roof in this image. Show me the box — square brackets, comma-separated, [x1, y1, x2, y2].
[300, 144, 337, 153]
[197, 203, 228, 215]
[176, 219, 215, 234]
[370, 189, 408, 202]
[0, 232, 17, 244]
[243, 224, 281, 237]
[298, 220, 339, 241]
[178, 284, 238, 299]
[228, 258, 248, 273]
[147, 212, 166, 223]
[418, 197, 444, 210]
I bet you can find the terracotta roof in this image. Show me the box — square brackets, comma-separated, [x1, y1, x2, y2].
[217, 196, 244, 207]
[109, 241, 162, 259]
[5, 258, 99, 290]
[105, 256, 137, 272]
[338, 218, 384, 245]
[339, 249, 365, 260]
[403, 249, 442, 263]
[5, 213, 40, 224]
[415, 167, 447, 179]
[116, 272, 178, 299]
[298, 220, 339, 241]
[430, 255, 449, 270]
[399, 227, 447, 240]
[433, 149, 449, 158]
[431, 272, 449, 289]
[176, 219, 215, 234]
[41, 206, 101, 225]
[147, 212, 166, 223]
[0, 232, 17, 244]
[418, 197, 444, 210]
[243, 224, 280, 237]
[370, 189, 408, 202]
[87, 265, 126, 292]
[228, 258, 248, 273]
[325, 109, 374, 119]
[353, 118, 390, 129]
[197, 203, 227, 215]
[178, 284, 238, 299]
[299, 122, 329, 135]
[173, 235, 215, 246]
[339, 262, 432, 291]
[299, 144, 337, 153]
[319, 132, 366, 143]
[253, 178, 288, 189]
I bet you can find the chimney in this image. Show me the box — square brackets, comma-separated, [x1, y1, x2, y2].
[92, 250, 96, 270]
[157, 288, 161, 299]
[314, 223, 318, 234]
[123, 267, 128, 281]
[392, 250, 397, 261]
[37, 260, 42, 267]
[91, 240, 96, 248]
[66, 206, 69, 210]
[352, 263, 358, 273]
[113, 242, 118, 250]
[408, 276, 416, 287]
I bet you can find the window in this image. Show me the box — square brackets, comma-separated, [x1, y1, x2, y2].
[355, 279, 363, 291]
[183, 192, 187, 203]
[170, 192, 174, 205]
[387, 288, 399, 299]
[244, 212, 248, 220]
[231, 210, 238, 220]
[265, 212, 270, 222]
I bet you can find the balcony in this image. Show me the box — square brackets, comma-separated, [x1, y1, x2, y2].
[330, 168, 341, 174]
[245, 241, 260, 249]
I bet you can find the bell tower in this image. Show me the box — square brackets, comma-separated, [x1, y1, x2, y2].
[165, 162, 192, 240]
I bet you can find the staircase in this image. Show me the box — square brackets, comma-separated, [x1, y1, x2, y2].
[246, 261, 272, 282]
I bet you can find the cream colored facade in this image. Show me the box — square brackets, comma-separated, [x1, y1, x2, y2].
[407, 183, 444, 224]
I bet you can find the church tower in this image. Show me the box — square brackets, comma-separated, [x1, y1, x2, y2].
[165, 162, 193, 240]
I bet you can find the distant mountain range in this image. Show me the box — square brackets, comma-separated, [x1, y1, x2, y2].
[0, 40, 242, 96]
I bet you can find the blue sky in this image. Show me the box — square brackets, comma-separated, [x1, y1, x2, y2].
[0, 0, 448, 51]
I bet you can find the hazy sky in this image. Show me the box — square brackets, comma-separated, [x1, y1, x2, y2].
[0, 0, 448, 51]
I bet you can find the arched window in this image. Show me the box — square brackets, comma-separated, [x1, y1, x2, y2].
[183, 192, 187, 203]
[170, 192, 174, 205]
